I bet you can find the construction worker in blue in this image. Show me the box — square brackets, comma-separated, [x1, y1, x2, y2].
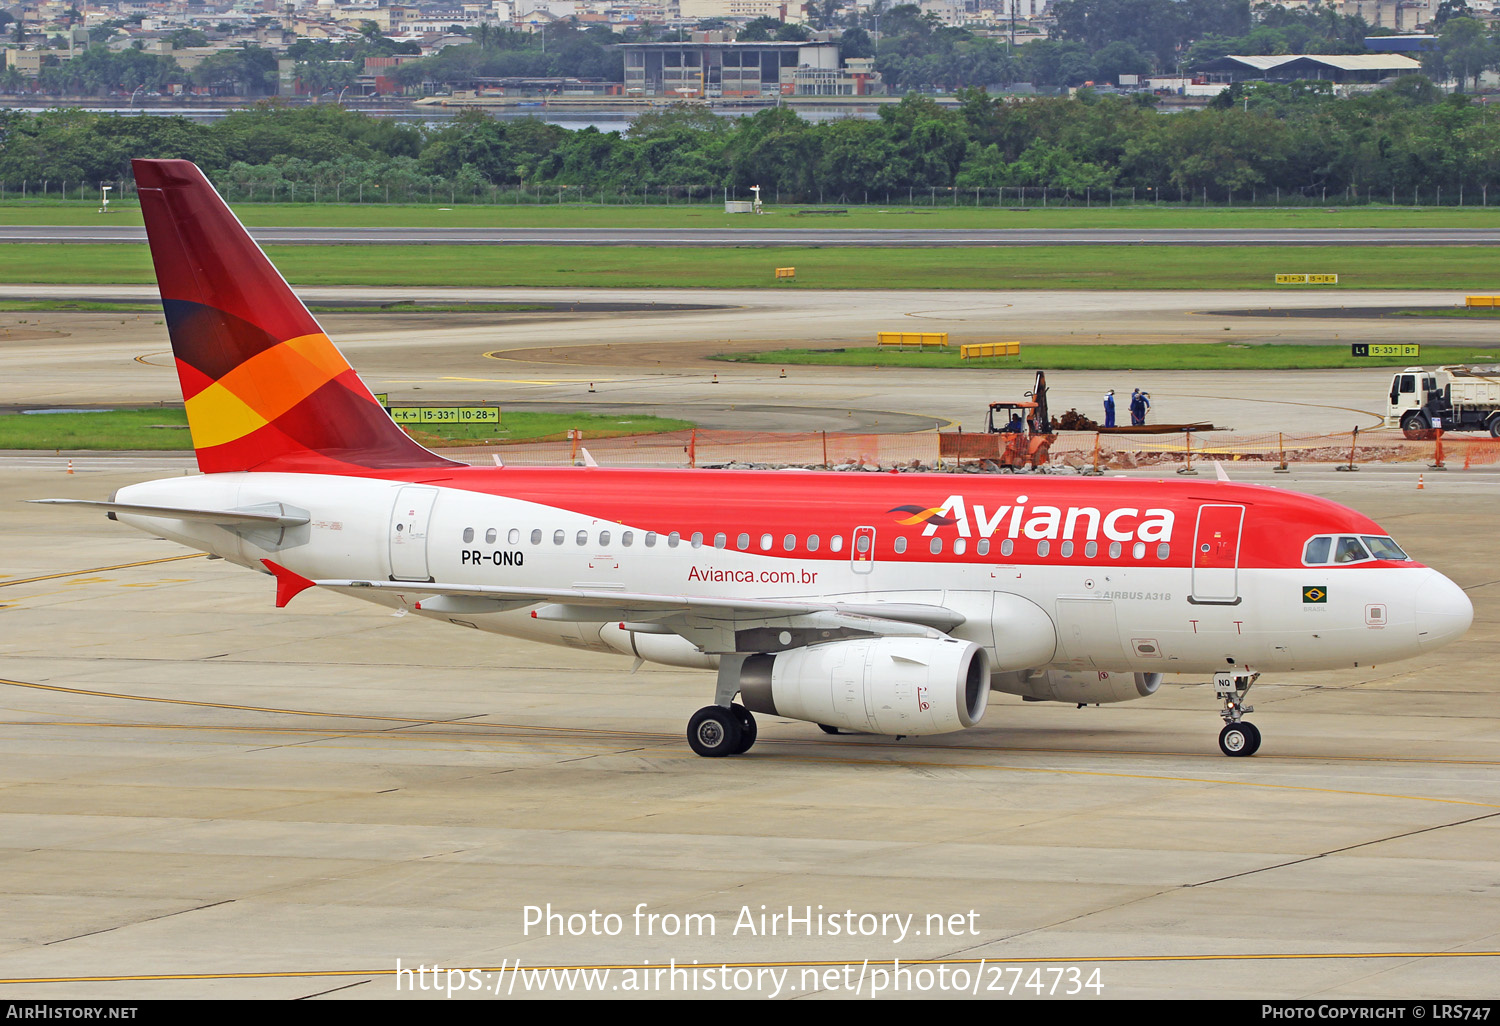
[1103, 390, 1116, 428]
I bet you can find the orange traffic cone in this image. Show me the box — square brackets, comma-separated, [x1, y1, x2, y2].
[1417, 474, 1424, 489]
[66, 460, 73, 475]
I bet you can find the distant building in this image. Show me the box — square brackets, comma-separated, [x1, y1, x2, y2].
[617, 36, 880, 98]
[1197, 53, 1423, 84]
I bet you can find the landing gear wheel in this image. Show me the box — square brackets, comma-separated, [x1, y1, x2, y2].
[688, 705, 743, 757]
[731, 703, 757, 754]
[1219, 721, 1261, 757]
[818, 723, 841, 735]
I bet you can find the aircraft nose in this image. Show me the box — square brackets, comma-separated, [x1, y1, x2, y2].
[1415, 571, 1473, 650]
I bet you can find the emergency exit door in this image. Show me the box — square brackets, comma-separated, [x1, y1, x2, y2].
[1190, 503, 1244, 604]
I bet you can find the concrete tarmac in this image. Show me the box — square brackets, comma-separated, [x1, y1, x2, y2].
[2, 287, 1498, 999]
[0, 463, 1497, 999]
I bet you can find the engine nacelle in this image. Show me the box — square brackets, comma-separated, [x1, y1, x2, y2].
[992, 669, 1161, 705]
[739, 636, 990, 735]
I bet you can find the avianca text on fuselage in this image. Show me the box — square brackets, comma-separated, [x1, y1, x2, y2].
[894, 494, 1174, 543]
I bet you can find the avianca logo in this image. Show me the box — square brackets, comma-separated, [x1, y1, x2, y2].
[888, 505, 958, 527]
[890, 495, 1175, 543]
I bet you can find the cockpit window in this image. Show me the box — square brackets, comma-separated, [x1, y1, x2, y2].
[1333, 536, 1371, 563]
[1305, 534, 1409, 566]
[1362, 536, 1409, 561]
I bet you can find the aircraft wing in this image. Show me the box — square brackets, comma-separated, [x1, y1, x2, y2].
[271, 562, 965, 654]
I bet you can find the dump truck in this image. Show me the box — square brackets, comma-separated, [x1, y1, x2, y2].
[1386, 365, 1500, 438]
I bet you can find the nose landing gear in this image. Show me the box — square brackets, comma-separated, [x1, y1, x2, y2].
[1215, 670, 1261, 757]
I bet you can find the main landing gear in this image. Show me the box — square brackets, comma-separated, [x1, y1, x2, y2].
[686, 655, 759, 757]
[687, 703, 757, 757]
[1215, 670, 1261, 757]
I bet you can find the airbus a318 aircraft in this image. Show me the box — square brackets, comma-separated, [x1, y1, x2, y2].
[39, 159, 1474, 758]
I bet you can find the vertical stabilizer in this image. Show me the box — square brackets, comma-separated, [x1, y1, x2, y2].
[132, 158, 459, 474]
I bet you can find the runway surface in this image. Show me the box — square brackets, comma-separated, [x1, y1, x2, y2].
[2, 287, 1498, 998]
[6, 226, 1500, 246]
[0, 285, 1488, 434]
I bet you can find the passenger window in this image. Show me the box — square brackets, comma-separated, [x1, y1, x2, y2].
[807, 535, 820, 552]
[856, 535, 871, 553]
[1157, 543, 1170, 560]
[531, 529, 542, 545]
[1109, 541, 1122, 559]
[667, 532, 680, 548]
[553, 530, 565, 545]
[830, 535, 844, 553]
[576, 530, 588, 546]
[485, 528, 497, 544]
[783, 533, 795, 551]
[930, 537, 942, 555]
[760, 533, 773, 551]
[462, 528, 474, 543]
[1061, 540, 1074, 558]
[690, 532, 703, 548]
[1085, 541, 1098, 558]
[953, 538, 966, 555]
[622, 531, 633, 547]
[1000, 539, 1013, 557]
[1037, 540, 1050, 557]
[599, 530, 611, 547]
[645, 532, 657, 548]
[1304, 537, 1331, 564]
[736, 533, 749, 550]
[1132, 542, 1145, 559]
[507, 528, 519, 545]
[714, 532, 726, 548]
[894, 537, 907, 554]
[977, 539, 990, 556]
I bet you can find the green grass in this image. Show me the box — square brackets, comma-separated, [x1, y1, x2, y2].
[720, 343, 1500, 371]
[6, 200, 1500, 230]
[1, 243, 1498, 290]
[1390, 307, 1500, 319]
[0, 408, 694, 450]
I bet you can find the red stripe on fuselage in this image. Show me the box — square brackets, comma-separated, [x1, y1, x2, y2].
[342, 466, 1407, 572]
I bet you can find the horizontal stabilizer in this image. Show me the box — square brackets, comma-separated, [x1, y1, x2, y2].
[31, 498, 310, 527]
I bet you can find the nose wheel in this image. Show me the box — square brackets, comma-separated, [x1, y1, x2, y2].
[1214, 670, 1261, 757]
[1219, 720, 1261, 757]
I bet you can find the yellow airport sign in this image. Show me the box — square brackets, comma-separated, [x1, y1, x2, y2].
[1276, 273, 1339, 284]
[389, 407, 499, 424]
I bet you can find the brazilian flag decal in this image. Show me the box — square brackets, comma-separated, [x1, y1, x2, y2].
[1303, 586, 1328, 604]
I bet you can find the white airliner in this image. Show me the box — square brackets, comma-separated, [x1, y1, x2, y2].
[38, 160, 1473, 758]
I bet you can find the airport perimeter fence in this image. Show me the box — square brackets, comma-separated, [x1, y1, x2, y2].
[431, 427, 1484, 471]
[8, 177, 1496, 210]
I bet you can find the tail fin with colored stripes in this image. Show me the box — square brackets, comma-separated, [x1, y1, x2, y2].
[132, 158, 458, 475]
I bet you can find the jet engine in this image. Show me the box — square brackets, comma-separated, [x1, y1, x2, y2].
[738, 636, 990, 735]
[992, 669, 1161, 705]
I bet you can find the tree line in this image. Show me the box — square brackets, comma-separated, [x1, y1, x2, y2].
[3, 83, 1499, 204]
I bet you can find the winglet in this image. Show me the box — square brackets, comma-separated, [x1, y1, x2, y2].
[262, 559, 317, 608]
